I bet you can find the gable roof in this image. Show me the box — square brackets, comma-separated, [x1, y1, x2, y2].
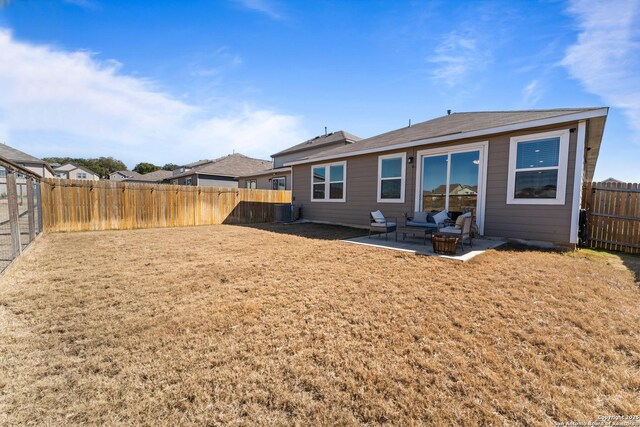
[285, 108, 608, 182]
[112, 170, 143, 179]
[271, 130, 361, 157]
[287, 108, 607, 163]
[171, 153, 272, 179]
[128, 169, 173, 182]
[0, 143, 55, 175]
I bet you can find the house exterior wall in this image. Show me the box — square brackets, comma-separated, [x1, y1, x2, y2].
[168, 174, 238, 188]
[292, 122, 579, 245]
[21, 163, 54, 178]
[239, 172, 291, 190]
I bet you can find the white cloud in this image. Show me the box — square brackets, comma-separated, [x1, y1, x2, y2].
[522, 79, 543, 106]
[562, 0, 640, 140]
[0, 29, 306, 166]
[232, 0, 283, 20]
[428, 32, 490, 87]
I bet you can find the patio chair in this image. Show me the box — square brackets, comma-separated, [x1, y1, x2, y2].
[438, 213, 473, 249]
[369, 210, 397, 240]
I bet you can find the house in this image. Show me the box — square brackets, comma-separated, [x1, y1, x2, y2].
[284, 108, 609, 247]
[167, 153, 272, 187]
[110, 170, 142, 181]
[125, 169, 173, 183]
[238, 130, 361, 190]
[0, 143, 55, 178]
[601, 177, 623, 184]
[53, 163, 100, 180]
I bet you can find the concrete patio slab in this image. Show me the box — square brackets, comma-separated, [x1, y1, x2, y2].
[343, 233, 506, 261]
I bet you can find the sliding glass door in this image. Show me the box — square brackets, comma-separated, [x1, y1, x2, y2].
[420, 149, 481, 217]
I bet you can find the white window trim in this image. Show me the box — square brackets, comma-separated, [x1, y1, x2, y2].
[377, 152, 406, 203]
[272, 176, 286, 190]
[414, 141, 488, 236]
[310, 160, 346, 202]
[247, 179, 257, 189]
[506, 129, 570, 205]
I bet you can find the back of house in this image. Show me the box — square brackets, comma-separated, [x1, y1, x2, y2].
[285, 108, 608, 248]
[239, 130, 361, 190]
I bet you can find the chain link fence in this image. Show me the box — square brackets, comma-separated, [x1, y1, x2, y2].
[0, 162, 43, 273]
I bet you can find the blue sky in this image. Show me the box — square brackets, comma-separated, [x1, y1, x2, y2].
[0, 0, 638, 180]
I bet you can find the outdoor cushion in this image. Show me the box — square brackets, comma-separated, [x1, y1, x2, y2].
[370, 221, 396, 228]
[454, 215, 465, 228]
[427, 212, 435, 223]
[371, 210, 386, 223]
[432, 210, 448, 224]
[439, 226, 461, 234]
[462, 212, 472, 218]
[413, 211, 428, 223]
[406, 220, 439, 228]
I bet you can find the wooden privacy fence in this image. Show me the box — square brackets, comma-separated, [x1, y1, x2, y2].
[41, 179, 292, 233]
[583, 181, 640, 254]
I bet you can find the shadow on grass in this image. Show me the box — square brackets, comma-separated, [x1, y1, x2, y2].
[232, 222, 367, 241]
[620, 253, 640, 284]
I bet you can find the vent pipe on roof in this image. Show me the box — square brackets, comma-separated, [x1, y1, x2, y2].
[447, 109, 452, 115]
[324, 126, 327, 136]
[408, 119, 411, 128]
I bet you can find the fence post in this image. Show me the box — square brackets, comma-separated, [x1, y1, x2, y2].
[26, 177, 36, 241]
[6, 171, 22, 257]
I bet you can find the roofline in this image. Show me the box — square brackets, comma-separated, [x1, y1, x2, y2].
[0, 155, 44, 179]
[284, 108, 609, 166]
[270, 135, 360, 157]
[239, 167, 292, 178]
[55, 163, 98, 176]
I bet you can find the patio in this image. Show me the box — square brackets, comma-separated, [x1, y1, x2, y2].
[343, 231, 505, 261]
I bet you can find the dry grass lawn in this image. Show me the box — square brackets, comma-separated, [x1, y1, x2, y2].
[1, 223, 639, 426]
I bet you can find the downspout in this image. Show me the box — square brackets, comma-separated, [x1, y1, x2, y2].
[569, 120, 587, 245]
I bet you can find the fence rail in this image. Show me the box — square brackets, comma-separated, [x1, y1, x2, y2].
[40, 179, 292, 233]
[583, 181, 640, 254]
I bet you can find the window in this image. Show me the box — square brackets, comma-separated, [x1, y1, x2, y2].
[507, 129, 569, 205]
[311, 161, 346, 202]
[272, 177, 286, 190]
[55, 171, 63, 178]
[185, 177, 192, 185]
[172, 179, 178, 184]
[246, 180, 257, 189]
[377, 153, 406, 203]
[77, 172, 87, 179]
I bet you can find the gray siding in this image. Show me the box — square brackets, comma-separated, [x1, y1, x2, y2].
[196, 175, 238, 188]
[292, 123, 580, 245]
[239, 172, 291, 190]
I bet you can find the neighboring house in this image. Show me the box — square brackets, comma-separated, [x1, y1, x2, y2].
[53, 163, 100, 180]
[0, 143, 55, 178]
[601, 177, 623, 184]
[167, 153, 273, 187]
[110, 170, 143, 181]
[284, 108, 609, 247]
[125, 169, 173, 183]
[238, 130, 361, 190]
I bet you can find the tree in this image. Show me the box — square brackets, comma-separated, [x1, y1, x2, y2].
[43, 156, 127, 178]
[133, 162, 160, 174]
[162, 163, 180, 171]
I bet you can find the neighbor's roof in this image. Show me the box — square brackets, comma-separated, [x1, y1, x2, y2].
[113, 170, 142, 179]
[0, 143, 55, 175]
[288, 109, 607, 163]
[183, 159, 215, 168]
[271, 130, 361, 157]
[128, 169, 173, 182]
[171, 153, 272, 179]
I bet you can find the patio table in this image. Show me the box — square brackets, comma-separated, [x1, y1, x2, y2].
[395, 224, 434, 245]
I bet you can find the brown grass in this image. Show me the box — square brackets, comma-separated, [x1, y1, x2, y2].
[1, 223, 639, 426]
